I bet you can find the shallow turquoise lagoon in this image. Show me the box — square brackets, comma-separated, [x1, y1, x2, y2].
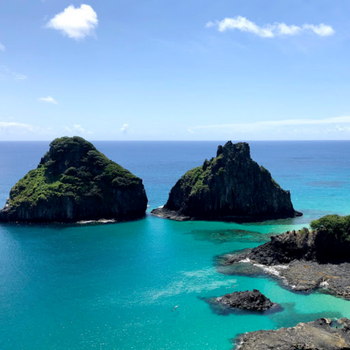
[1, 141, 350, 349]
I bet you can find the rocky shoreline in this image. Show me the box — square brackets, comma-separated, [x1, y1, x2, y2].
[235, 317, 350, 350]
[151, 206, 302, 222]
[221, 228, 350, 299]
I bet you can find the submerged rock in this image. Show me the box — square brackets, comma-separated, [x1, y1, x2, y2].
[152, 141, 301, 221]
[217, 289, 276, 311]
[0, 136, 148, 223]
[236, 317, 350, 350]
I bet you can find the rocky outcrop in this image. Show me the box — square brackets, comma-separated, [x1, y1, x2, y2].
[151, 141, 301, 221]
[236, 318, 350, 350]
[222, 227, 350, 298]
[0, 136, 148, 223]
[226, 227, 350, 266]
[217, 289, 276, 311]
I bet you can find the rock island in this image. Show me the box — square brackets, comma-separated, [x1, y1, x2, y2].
[152, 141, 301, 221]
[0, 136, 148, 223]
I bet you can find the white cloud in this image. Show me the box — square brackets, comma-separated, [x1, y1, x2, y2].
[13, 74, 27, 80]
[205, 22, 214, 28]
[192, 116, 350, 133]
[0, 66, 27, 81]
[207, 16, 335, 38]
[72, 124, 85, 133]
[303, 24, 335, 37]
[38, 96, 58, 104]
[0, 121, 34, 131]
[0, 121, 54, 140]
[46, 4, 98, 40]
[335, 125, 350, 132]
[64, 124, 93, 134]
[120, 123, 129, 134]
[0, 42, 5, 51]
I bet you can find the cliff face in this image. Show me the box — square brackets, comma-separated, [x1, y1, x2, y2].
[0, 136, 148, 223]
[152, 141, 300, 221]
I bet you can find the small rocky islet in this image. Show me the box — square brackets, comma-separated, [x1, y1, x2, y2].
[0, 136, 148, 223]
[152, 141, 302, 221]
[216, 289, 277, 311]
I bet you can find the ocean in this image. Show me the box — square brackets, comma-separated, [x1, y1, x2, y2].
[1, 141, 350, 349]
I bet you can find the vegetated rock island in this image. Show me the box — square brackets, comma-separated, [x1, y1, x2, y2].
[236, 317, 350, 350]
[216, 289, 277, 311]
[222, 215, 350, 299]
[151, 141, 302, 222]
[0, 136, 148, 223]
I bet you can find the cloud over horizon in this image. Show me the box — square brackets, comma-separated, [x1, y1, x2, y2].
[206, 16, 335, 38]
[120, 123, 130, 134]
[46, 4, 98, 40]
[64, 124, 93, 135]
[0, 121, 34, 131]
[192, 116, 350, 133]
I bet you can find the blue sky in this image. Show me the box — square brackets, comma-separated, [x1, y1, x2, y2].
[1, 0, 350, 140]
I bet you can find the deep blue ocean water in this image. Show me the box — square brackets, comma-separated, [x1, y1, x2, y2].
[1, 141, 350, 350]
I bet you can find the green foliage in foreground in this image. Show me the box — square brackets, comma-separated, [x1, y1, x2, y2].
[9, 136, 140, 207]
[310, 214, 350, 241]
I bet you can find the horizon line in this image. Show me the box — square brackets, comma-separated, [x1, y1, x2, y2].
[1, 139, 350, 142]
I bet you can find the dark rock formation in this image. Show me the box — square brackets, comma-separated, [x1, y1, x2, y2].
[0, 136, 148, 223]
[223, 227, 350, 298]
[217, 289, 276, 311]
[151, 141, 301, 221]
[236, 317, 350, 350]
[226, 227, 350, 266]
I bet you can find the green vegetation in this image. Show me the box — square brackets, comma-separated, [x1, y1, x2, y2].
[299, 227, 310, 235]
[310, 214, 350, 241]
[9, 136, 140, 208]
[178, 148, 237, 197]
[180, 162, 213, 197]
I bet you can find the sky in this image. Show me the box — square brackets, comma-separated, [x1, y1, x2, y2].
[1, 0, 350, 141]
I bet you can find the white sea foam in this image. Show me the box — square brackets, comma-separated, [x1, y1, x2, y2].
[145, 267, 237, 303]
[238, 256, 289, 279]
[77, 219, 116, 224]
[252, 263, 289, 278]
[320, 280, 329, 288]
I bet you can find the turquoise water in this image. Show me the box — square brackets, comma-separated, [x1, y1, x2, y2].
[1, 141, 350, 349]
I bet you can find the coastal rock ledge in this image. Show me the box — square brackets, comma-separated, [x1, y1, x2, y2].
[236, 317, 350, 350]
[223, 223, 350, 298]
[152, 141, 301, 221]
[0, 136, 148, 223]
